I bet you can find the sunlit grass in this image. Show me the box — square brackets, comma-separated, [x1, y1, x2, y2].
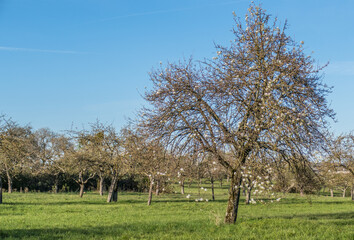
[0, 183, 353, 239]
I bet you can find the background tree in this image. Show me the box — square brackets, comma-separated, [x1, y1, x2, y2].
[0, 119, 34, 193]
[328, 133, 354, 200]
[124, 128, 170, 205]
[239, 152, 274, 204]
[141, 4, 334, 223]
[86, 122, 127, 203]
[63, 131, 97, 198]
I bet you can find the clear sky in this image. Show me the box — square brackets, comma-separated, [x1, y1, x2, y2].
[0, 0, 353, 134]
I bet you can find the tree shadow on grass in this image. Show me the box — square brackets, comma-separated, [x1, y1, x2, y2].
[0, 221, 201, 240]
[247, 211, 354, 221]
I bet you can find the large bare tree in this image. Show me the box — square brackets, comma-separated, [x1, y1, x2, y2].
[141, 4, 334, 223]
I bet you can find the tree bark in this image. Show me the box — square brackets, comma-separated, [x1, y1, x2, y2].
[211, 177, 215, 201]
[54, 175, 59, 194]
[147, 178, 154, 206]
[342, 188, 346, 198]
[351, 184, 354, 201]
[180, 180, 185, 195]
[79, 184, 85, 198]
[99, 174, 104, 196]
[300, 188, 304, 197]
[107, 173, 118, 203]
[330, 189, 334, 197]
[6, 171, 12, 194]
[155, 180, 160, 196]
[224, 170, 242, 224]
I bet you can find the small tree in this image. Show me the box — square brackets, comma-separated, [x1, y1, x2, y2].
[124, 128, 170, 205]
[63, 131, 97, 198]
[328, 134, 354, 200]
[142, 4, 334, 223]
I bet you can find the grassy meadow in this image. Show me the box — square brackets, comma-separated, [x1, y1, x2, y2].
[0, 183, 353, 240]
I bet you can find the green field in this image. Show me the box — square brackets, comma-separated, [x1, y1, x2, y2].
[0, 184, 353, 240]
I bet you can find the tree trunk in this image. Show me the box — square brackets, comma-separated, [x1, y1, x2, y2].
[54, 175, 59, 194]
[107, 173, 119, 203]
[112, 189, 118, 202]
[180, 180, 185, 195]
[79, 184, 85, 198]
[220, 178, 223, 187]
[155, 180, 160, 196]
[20, 187, 23, 193]
[300, 188, 304, 197]
[351, 184, 354, 201]
[211, 177, 215, 201]
[330, 189, 334, 197]
[224, 170, 242, 224]
[6, 171, 12, 194]
[245, 188, 251, 204]
[99, 174, 104, 196]
[342, 188, 346, 198]
[0, 176, 2, 204]
[147, 178, 154, 206]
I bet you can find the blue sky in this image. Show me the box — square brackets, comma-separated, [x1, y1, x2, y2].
[0, 0, 353, 134]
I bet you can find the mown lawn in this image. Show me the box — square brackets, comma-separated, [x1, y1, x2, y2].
[0, 184, 353, 239]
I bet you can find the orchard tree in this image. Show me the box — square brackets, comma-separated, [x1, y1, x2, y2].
[328, 133, 354, 200]
[63, 131, 97, 198]
[33, 128, 68, 193]
[141, 4, 334, 223]
[0, 119, 35, 193]
[173, 150, 198, 195]
[201, 154, 224, 201]
[124, 128, 170, 205]
[87, 122, 127, 202]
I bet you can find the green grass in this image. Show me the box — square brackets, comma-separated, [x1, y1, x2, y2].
[0, 184, 353, 240]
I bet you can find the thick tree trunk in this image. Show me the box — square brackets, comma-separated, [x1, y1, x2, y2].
[224, 170, 242, 224]
[342, 188, 346, 198]
[330, 189, 334, 197]
[99, 174, 104, 196]
[180, 180, 185, 195]
[211, 177, 215, 201]
[147, 178, 154, 206]
[220, 178, 223, 187]
[112, 189, 118, 202]
[79, 184, 85, 198]
[0, 176, 2, 204]
[107, 174, 119, 203]
[20, 187, 23, 193]
[351, 185, 354, 201]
